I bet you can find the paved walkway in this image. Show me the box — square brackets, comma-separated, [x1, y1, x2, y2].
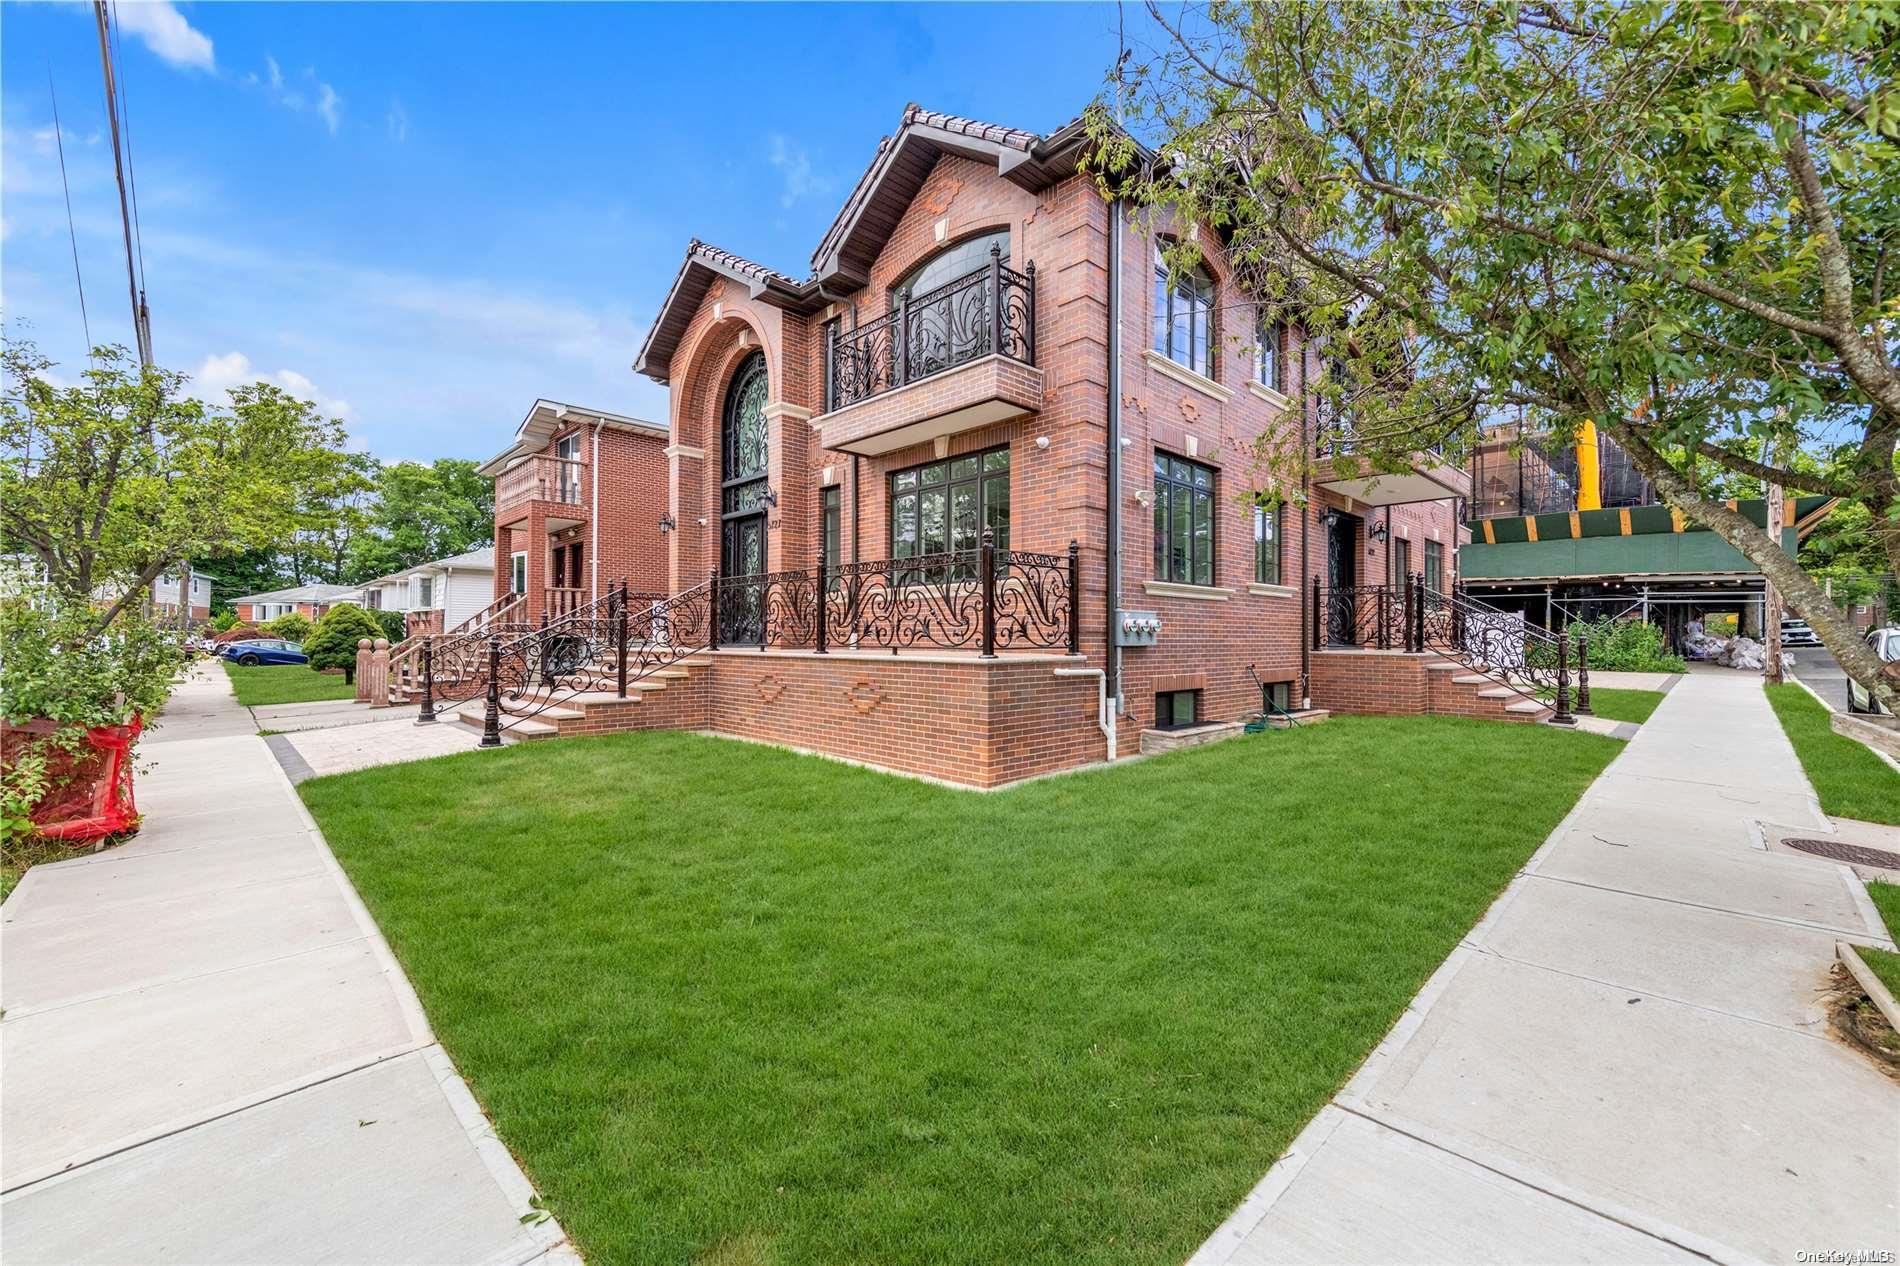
[1, 665, 574, 1264]
[1194, 669, 1900, 1265]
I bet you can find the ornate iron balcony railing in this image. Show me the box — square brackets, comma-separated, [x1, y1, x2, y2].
[825, 246, 1036, 412]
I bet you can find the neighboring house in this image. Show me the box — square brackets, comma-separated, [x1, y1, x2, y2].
[361, 547, 497, 636]
[232, 583, 364, 625]
[479, 401, 670, 621]
[150, 568, 213, 622]
[1462, 422, 1837, 647]
[470, 104, 1483, 786]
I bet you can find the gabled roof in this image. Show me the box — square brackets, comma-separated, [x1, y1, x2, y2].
[363, 546, 496, 589]
[631, 240, 820, 383]
[635, 104, 1146, 384]
[477, 399, 667, 476]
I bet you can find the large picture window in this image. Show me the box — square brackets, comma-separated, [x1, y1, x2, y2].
[1153, 244, 1215, 378]
[1154, 453, 1215, 585]
[889, 447, 1010, 567]
[892, 230, 1010, 306]
[1253, 502, 1283, 585]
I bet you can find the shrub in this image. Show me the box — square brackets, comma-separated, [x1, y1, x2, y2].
[212, 610, 240, 632]
[369, 608, 407, 644]
[212, 624, 264, 644]
[1573, 618, 1686, 673]
[302, 603, 384, 679]
[263, 611, 313, 643]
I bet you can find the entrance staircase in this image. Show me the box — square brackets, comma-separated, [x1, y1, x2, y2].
[450, 654, 712, 740]
[1422, 656, 1554, 723]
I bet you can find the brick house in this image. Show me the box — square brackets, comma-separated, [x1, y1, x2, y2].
[480, 400, 671, 621]
[461, 106, 1506, 786]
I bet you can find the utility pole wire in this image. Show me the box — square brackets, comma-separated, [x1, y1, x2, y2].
[48, 70, 94, 360]
[92, 0, 150, 367]
[109, 1, 149, 300]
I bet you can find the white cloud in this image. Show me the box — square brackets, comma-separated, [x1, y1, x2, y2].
[113, 1, 215, 72]
[766, 134, 828, 208]
[386, 100, 410, 143]
[192, 351, 355, 421]
[247, 56, 342, 135]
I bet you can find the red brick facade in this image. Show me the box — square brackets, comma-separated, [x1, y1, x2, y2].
[481, 108, 1480, 785]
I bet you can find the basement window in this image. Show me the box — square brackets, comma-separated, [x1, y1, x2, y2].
[1154, 689, 1202, 730]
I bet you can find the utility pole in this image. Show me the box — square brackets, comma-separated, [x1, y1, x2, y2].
[94, 0, 151, 367]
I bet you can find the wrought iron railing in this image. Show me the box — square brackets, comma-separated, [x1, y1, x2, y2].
[826, 246, 1036, 411]
[415, 535, 1082, 743]
[389, 591, 526, 694]
[1311, 576, 1584, 722]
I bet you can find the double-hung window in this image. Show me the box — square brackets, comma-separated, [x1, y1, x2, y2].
[1154, 454, 1215, 585]
[1153, 245, 1215, 378]
[1253, 501, 1283, 586]
[889, 448, 1010, 579]
[1256, 316, 1286, 393]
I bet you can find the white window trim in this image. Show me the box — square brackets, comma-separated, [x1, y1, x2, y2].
[510, 551, 528, 595]
[1142, 348, 1234, 402]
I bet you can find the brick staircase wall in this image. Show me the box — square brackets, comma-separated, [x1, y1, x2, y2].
[1311, 649, 1550, 724]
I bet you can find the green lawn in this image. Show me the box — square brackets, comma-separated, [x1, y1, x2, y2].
[303, 717, 1618, 1265]
[1861, 883, 1900, 1000]
[222, 660, 356, 707]
[1764, 684, 1900, 825]
[1582, 687, 1664, 725]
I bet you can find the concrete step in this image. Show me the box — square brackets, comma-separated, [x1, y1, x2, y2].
[452, 708, 558, 739]
[1506, 699, 1550, 715]
[1476, 687, 1515, 699]
[565, 691, 650, 706]
[1452, 674, 1491, 686]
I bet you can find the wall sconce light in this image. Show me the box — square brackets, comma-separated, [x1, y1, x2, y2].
[761, 487, 779, 509]
[658, 512, 676, 534]
[1320, 507, 1341, 530]
[1133, 489, 1156, 508]
[1370, 521, 1390, 544]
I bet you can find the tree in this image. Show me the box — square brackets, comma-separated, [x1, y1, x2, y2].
[302, 603, 383, 679]
[344, 459, 494, 581]
[285, 452, 379, 585]
[1095, 0, 1899, 708]
[0, 343, 364, 634]
[262, 611, 313, 643]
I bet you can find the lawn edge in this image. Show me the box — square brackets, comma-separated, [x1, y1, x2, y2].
[1837, 940, 1900, 1033]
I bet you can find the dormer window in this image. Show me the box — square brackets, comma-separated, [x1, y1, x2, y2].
[1154, 244, 1214, 379]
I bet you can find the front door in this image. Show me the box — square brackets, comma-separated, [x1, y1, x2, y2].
[1326, 510, 1360, 644]
[721, 513, 766, 642]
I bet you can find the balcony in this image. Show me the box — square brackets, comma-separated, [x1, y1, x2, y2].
[1313, 433, 1470, 507]
[494, 456, 588, 527]
[818, 255, 1040, 456]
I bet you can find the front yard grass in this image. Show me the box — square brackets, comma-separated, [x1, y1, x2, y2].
[1765, 684, 1900, 825]
[222, 660, 356, 707]
[1860, 882, 1900, 1001]
[1583, 687, 1663, 725]
[303, 717, 1620, 1265]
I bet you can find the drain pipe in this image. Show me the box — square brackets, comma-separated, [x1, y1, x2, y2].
[590, 419, 602, 601]
[1104, 193, 1124, 721]
[1055, 666, 1116, 762]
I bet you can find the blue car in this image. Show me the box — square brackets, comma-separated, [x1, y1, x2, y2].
[219, 638, 308, 667]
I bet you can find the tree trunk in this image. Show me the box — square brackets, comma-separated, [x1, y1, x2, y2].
[1608, 421, 1900, 713]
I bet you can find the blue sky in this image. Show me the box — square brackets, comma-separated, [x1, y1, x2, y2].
[2, 2, 1132, 462]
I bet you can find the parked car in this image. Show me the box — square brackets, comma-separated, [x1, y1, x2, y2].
[218, 639, 308, 667]
[1778, 616, 1821, 647]
[1846, 627, 1897, 714]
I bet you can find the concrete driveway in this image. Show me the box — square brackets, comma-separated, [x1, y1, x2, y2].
[0, 665, 576, 1264]
[1193, 670, 1899, 1264]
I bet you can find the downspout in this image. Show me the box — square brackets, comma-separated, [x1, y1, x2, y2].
[1299, 332, 1311, 708]
[590, 420, 602, 599]
[1055, 666, 1116, 762]
[1104, 193, 1124, 718]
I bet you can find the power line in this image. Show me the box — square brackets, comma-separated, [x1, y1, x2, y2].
[48, 70, 94, 359]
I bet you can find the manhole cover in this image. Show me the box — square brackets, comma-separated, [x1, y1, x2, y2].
[1783, 837, 1900, 870]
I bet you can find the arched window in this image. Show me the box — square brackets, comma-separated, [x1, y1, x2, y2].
[892, 230, 1010, 305]
[721, 351, 769, 515]
[1154, 243, 1215, 378]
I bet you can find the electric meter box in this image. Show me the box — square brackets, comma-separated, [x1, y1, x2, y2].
[1115, 610, 1161, 647]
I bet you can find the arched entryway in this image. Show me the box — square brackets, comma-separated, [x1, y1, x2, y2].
[720, 351, 770, 639]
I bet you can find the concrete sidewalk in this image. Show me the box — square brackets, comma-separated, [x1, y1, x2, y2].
[1, 665, 575, 1264]
[1194, 670, 1900, 1265]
